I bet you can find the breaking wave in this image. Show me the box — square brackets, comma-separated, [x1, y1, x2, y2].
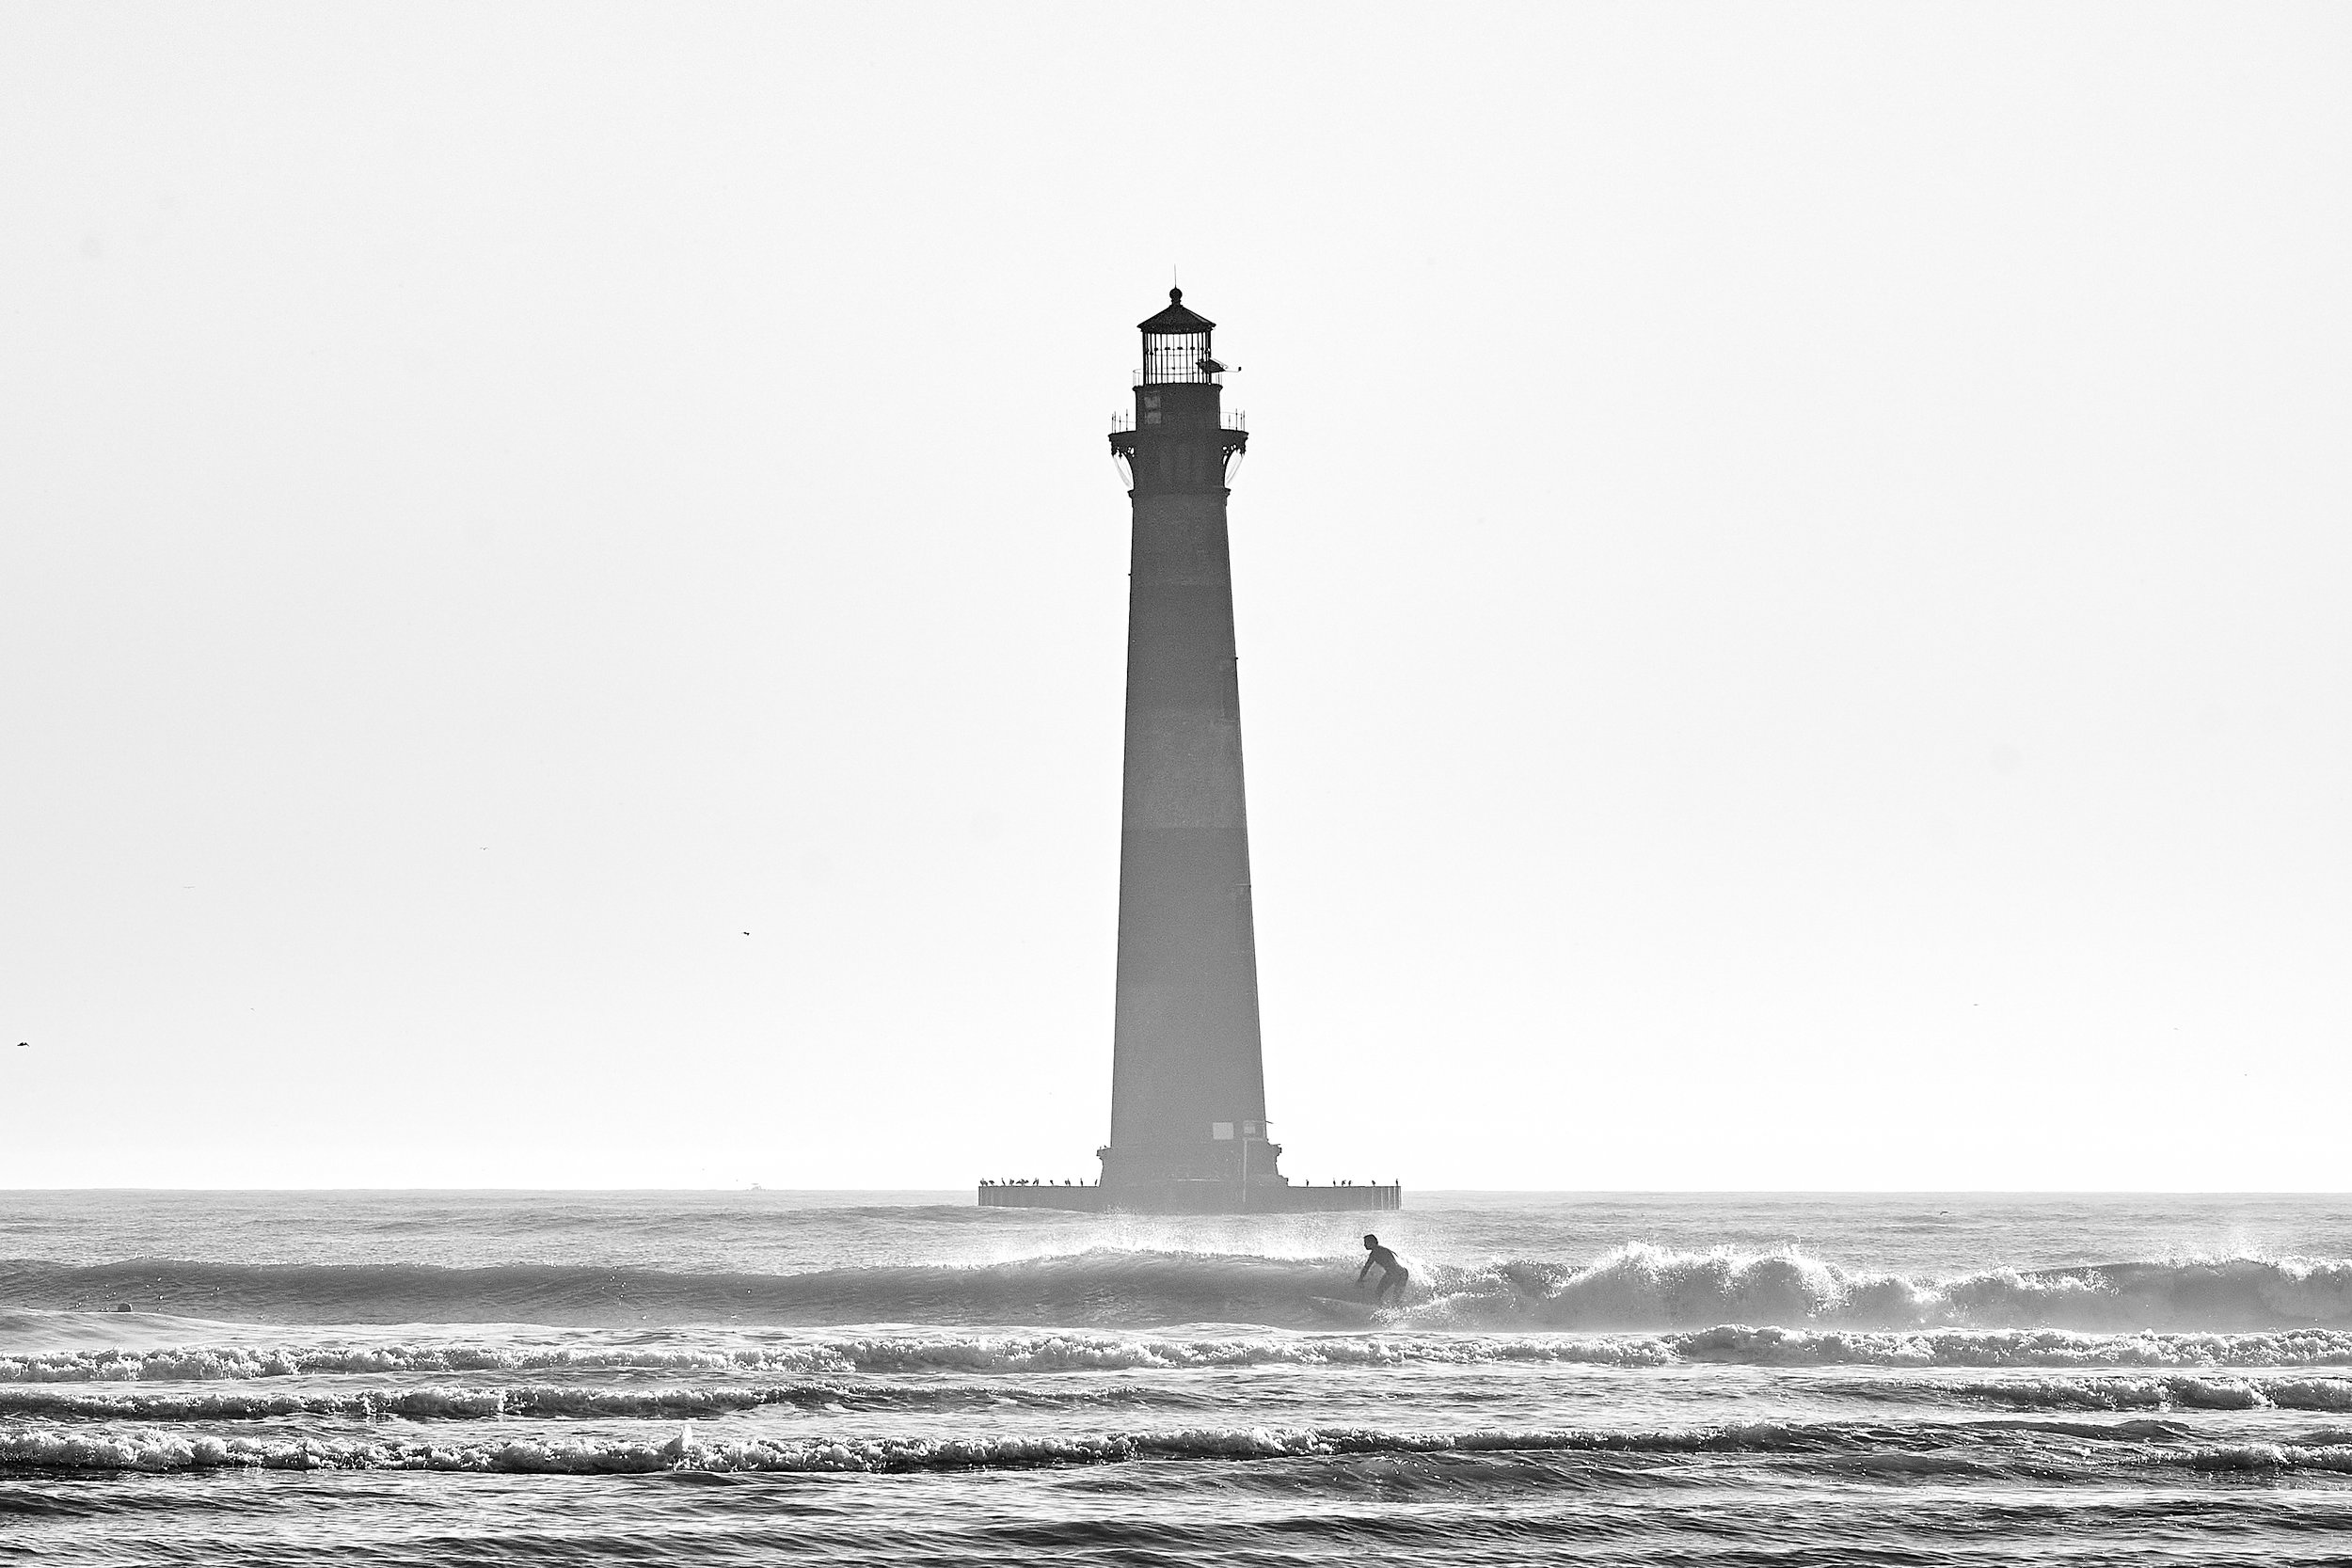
[1426, 1248, 2352, 1335]
[2176, 1442, 2352, 1474]
[15, 1325, 2352, 1386]
[9, 1246, 2352, 1333]
[1825, 1373, 2352, 1412]
[0, 1381, 1184, 1421]
[0, 1419, 1893, 1474]
[0, 1329, 1651, 1385]
[10, 1416, 2307, 1478]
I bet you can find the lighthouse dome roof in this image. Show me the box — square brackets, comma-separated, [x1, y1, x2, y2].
[1138, 288, 1215, 334]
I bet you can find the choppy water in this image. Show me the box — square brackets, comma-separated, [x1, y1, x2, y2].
[6, 1191, 2352, 1564]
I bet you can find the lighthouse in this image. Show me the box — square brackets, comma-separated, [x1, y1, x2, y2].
[978, 290, 1400, 1214]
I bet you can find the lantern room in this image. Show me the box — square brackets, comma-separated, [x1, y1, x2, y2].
[1137, 288, 1222, 385]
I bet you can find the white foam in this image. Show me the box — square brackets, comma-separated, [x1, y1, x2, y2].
[0, 1419, 1821, 1474]
[13, 1322, 2352, 1390]
[1873, 1373, 2352, 1412]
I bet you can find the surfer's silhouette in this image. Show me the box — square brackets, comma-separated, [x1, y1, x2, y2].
[1357, 1234, 1408, 1306]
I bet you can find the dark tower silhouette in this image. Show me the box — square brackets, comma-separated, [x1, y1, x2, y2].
[977, 289, 1398, 1214]
[1100, 290, 1272, 1206]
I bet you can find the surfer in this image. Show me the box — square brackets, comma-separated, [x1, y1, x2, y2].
[1356, 1233, 1408, 1306]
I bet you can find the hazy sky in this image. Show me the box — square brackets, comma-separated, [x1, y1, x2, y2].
[4, 4, 2345, 1189]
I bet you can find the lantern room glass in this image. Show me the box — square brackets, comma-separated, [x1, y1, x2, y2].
[1141, 329, 1215, 384]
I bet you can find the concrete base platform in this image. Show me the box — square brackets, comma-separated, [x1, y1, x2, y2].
[977, 1181, 1400, 1213]
[975, 1184, 1109, 1211]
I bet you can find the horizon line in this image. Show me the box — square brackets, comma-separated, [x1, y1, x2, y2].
[4, 1186, 2345, 1197]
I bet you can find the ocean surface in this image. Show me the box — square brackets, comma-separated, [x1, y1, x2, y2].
[6, 1191, 2352, 1564]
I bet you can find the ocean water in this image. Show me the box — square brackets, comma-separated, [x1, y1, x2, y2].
[6, 1192, 2352, 1564]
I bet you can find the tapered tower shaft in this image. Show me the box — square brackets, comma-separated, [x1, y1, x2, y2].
[1098, 291, 1279, 1200]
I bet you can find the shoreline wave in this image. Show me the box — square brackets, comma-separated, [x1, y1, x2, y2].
[0, 1418, 2014, 1474]
[14, 1324, 2352, 1386]
[0, 1380, 1194, 1421]
[15, 1369, 2352, 1424]
[11, 1417, 2318, 1478]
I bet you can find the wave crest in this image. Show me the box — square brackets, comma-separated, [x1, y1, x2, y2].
[8, 1246, 2352, 1336]
[0, 1419, 1836, 1475]
[1423, 1247, 2352, 1334]
[16, 1324, 2352, 1386]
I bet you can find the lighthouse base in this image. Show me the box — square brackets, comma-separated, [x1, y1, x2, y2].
[976, 1180, 1400, 1213]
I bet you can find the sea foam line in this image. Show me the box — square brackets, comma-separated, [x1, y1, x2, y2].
[13, 1325, 2352, 1386]
[0, 1380, 1192, 1422]
[1824, 1373, 2352, 1413]
[0, 1420, 1845, 1475]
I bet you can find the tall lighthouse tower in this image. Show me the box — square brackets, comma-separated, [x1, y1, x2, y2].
[977, 289, 1399, 1214]
[1100, 290, 1275, 1208]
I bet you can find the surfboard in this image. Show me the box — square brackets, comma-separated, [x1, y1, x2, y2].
[1304, 1294, 1382, 1324]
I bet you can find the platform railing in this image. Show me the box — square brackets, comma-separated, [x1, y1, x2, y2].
[977, 1180, 1402, 1212]
[1132, 367, 1225, 388]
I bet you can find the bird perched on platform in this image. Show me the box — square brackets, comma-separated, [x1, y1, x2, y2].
[1197, 356, 1233, 374]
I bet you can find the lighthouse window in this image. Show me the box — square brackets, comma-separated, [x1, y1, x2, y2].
[1212, 1122, 1235, 1140]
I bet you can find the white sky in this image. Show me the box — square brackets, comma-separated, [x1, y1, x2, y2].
[3, 4, 2345, 1190]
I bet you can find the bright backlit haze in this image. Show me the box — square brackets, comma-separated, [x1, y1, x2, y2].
[3, 4, 2345, 1189]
